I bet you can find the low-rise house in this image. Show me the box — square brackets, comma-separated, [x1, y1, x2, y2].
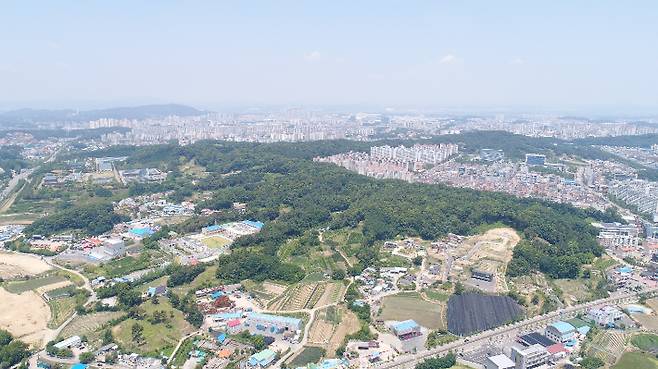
[588, 306, 624, 327]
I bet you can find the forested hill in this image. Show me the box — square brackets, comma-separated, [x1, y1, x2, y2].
[44, 135, 623, 279]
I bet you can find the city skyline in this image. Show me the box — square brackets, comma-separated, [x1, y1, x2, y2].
[2, 1, 658, 113]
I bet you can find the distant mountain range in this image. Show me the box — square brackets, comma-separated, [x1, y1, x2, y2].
[0, 104, 205, 126]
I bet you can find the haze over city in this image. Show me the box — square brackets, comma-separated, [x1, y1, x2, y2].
[2, 1, 658, 113]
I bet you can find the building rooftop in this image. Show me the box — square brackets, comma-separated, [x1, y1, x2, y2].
[247, 312, 302, 326]
[250, 349, 276, 362]
[550, 321, 576, 334]
[392, 320, 420, 332]
[519, 332, 555, 347]
[488, 354, 515, 368]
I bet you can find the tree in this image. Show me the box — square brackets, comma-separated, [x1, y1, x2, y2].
[131, 323, 144, 343]
[78, 352, 96, 364]
[102, 329, 113, 345]
[412, 256, 423, 266]
[580, 357, 604, 369]
[415, 353, 456, 369]
[454, 282, 465, 295]
[118, 288, 142, 308]
[331, 269, 346, 280]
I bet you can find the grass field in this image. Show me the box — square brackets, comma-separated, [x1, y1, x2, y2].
[378, 292, 445, 329]
[288, 346, 325, 367]
[632, 333, 658, 353]
[4, 274, 67, 294]
[47, 297, 77, 329]
[423, 289, 450, 302]
[172, 265, 220, 295]
[86, 255, 151, 278]
[60, 311, 125, 348]
[112, 298, 194, 356]
[612, 352, 658, 369]
[200, 236, 232, 249]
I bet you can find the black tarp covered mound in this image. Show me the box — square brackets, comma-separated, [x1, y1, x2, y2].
[447, 292, 523, 336]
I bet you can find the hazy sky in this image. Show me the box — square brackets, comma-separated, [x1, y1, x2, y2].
[1, 1, 657, 112]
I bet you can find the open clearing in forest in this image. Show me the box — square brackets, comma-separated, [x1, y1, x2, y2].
[429, 228, 519, 293]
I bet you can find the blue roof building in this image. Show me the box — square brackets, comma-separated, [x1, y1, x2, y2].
[243, 220, 265, 229]
[246, 312, 302, 331]
[545, 321, 576, 344]
[211, 290, 225, 299]
[130, 227, 155, 237]
[249, 349, 276, 368]
[391, 320, 421, 337]
[71, 364, 88, 369]
[210, 311, 243, 320]
[216, 333, 227, 344]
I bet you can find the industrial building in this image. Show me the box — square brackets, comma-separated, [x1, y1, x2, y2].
[54, 336, 82, 350]
[245, 312, 302, 333]
[390, 320, 421, 339]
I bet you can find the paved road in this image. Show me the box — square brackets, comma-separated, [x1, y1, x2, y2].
[375, 287, 658, 369]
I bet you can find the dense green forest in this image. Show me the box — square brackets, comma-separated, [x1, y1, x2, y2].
[24, 203, 128, 236]
[0, 329, 30, 369]
[30, 132, 627, 278]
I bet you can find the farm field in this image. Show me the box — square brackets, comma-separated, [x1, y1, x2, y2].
[47, 297, 77, 329]
[0, 287, 51, 346]
[287, 346, 325, 367]
[4, 273, 68, 294]
[242, 280, 287, 305]
[308, 306, 348, 346]
[588, 331, 627, 364]
[0, 251, 52, 279]
[378, 292, 445, 330]
[631, 333, 658, 353]
[646, 298, 658, 312]
[632, 313, 658, 332]
[612, 352, 658, 369]
[112, 298, 194, 356]
[60, 311, 125, 347]
[268, 281, 345, 311]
